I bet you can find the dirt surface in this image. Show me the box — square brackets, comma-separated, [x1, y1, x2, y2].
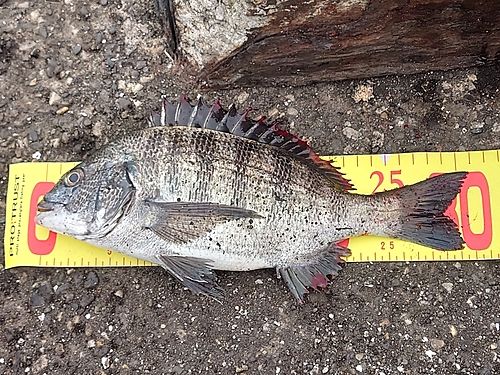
[1, 1, 499, 374]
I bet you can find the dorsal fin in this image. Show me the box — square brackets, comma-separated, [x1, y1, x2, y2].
[148, 96, 354, 191]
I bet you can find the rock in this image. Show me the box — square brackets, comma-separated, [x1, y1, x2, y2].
[235, 364, 248, 373]
[80, 6, 90, 17]
[391, 279, 401, 287]
[442, 283, 453, 293]
[287, 107, 299, 116]
[449, 325, 458, 337]
[92, 122, 103, 137]
[430, 338, 445, 351]
[56, 106, 69, 115]
[30, 281, 53, 308]
[84, 271, 99, 289]
[72, 44, 82, 55]
[28, 129, 38, 142]
[80, 293, 95, 308]
[116, 98, 132, 110]
[353, 84, 374, 103]
[470, 121, 484, 134]
[49, 92, 61, 105]
[237, 92, 249, 104]
[37, 26, 48, 38]
[343, 127, 361, 140]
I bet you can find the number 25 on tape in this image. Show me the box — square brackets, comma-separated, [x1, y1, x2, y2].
[371, 170, 492, 251]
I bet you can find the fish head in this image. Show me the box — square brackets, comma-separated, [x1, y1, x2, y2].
[36, 159, 136, 240]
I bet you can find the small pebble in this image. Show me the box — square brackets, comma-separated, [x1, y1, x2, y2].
[37, 26, 48, 38]
[80, 6, 90, 17]
[442, 283, 453, 293]
[449, 325, 458, 337]
[430, 338, 445, 351]
[268, 108, 280, 118]
[28, 129, 38, 142]
[95, 32, 104, 44]
[237, 92, 249, 104]
[84, 271, 99, 289]
[49, 92, 61, 105]
[80, 293, 95, 308]
[353, 84, 374, 103]
[425, 350, 436, 358]
[116, 98, 132, 110]
[114, 290, 123, 298]
[72, 44, 82, 55]
[287, 107, 299, 116]
[235, 364, 248, 373]
[56, 107, 69, 115]
[470, 122, 484, 134]
[343, 127, 361, 140]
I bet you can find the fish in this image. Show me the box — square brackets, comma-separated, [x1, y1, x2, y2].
[36, 96, 468, 302]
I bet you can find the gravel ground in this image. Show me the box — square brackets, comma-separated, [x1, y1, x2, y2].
[1, 1, 499, 374]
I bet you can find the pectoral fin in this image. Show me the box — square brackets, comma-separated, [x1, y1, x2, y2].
[156, 254, 223, 300]
[145, 201, 262, 243]
[277, 242, 351, 303]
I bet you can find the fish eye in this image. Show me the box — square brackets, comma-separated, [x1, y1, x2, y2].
[64, 168, 84, 187]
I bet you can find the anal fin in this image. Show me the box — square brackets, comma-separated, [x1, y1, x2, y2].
[277, 242, 351, 303]
[156, 254, 223, 300]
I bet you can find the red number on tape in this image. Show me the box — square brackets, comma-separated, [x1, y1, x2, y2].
[28, 182, 57, 255]
[371, 170, 404, 193]
[459, 172, 492, 250]
[370, 171, 384, 194]
[390, 170, 404, 188]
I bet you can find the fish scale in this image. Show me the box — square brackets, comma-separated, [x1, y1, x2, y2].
[36, 97, 467, 302]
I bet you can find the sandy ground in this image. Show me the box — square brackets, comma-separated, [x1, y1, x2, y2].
[1, 1, 499, 374]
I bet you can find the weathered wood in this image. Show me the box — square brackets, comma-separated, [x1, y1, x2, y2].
[171, 0, 500, 89]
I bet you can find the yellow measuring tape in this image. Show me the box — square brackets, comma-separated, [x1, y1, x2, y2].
[4, 150, 499, 269]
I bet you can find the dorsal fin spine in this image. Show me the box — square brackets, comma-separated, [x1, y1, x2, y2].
[187, 100, 200, 127]
[161, 100, 167, 126]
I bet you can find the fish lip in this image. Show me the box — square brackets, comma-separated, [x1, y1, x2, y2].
[37, 199, 63, 212]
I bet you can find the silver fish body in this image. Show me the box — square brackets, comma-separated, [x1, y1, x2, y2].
[36, 98, 467, 301]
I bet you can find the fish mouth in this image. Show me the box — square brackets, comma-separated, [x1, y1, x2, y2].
[37, 199, 63, 212]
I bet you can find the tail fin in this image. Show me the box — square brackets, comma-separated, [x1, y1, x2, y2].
[382, 172, 467, 250]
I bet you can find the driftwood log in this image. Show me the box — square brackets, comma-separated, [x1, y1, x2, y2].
[161, 0, 500, 89]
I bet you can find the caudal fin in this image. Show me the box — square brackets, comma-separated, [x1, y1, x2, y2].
[382, 172, 468, 250]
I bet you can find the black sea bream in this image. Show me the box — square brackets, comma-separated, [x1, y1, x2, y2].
[36, 97, 467, 302]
